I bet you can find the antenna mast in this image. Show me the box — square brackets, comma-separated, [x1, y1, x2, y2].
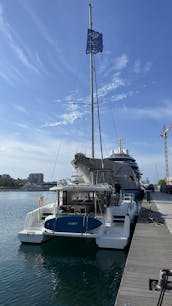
[160, 124, 172, 182]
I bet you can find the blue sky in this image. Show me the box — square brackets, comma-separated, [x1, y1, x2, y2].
[0, 0, 172, 183]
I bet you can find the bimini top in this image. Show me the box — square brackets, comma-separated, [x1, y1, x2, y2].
[50, 183, 112, 192]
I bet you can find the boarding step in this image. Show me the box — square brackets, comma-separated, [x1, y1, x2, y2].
[113, 215, 125, 223]
[45, 231, 97, 238]
[41, 213, 53, 220]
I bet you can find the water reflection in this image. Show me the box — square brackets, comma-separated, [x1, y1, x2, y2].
[19, 238, 127, 306]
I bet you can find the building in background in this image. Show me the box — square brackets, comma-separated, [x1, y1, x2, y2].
[28, 173, 44, 184]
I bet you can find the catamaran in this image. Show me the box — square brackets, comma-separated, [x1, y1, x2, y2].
[18, 4, 139, 249]
[18, 181, 138, 249]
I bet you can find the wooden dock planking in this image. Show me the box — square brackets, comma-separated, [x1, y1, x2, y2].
[115, 194, 172, 306]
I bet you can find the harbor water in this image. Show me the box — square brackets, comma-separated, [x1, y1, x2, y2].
[0, 192, 127, 306]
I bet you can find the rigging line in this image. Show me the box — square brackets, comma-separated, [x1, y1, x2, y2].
[49, 138, 63, 182]
[93, 56, 104, 169]
[38, 138, 63, 203]
[109, 100, 119, 140]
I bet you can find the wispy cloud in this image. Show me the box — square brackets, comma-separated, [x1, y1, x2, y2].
[12, 104, 27, 113]
[15, 123, 29, 129]
[119, 100, 172, 120]
[9, 40, 41, 74]
[19, 1, 79, 78]
[98, 73, 125, 98]
[0, 3, 42, 75]
[133, 59, 141, 73]
[0, 60, 27, 85]
[111, 91, 133, 102]
[0, 2, 4, 24]
[134, 59, 152, 74]
[44, 111, 82, 127]
[0, 70, 14, 86]
[43, 93, 84, 127]
[0, 133, 88, 179]
[144, 61, 152, 73]
[114, 54, 129, 70]
[18, 0, 61, 54]
[100, 53, 129, 79]
[43, 71, 127, 127]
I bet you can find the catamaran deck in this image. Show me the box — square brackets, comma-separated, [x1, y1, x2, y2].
[115, 192, 172, 306]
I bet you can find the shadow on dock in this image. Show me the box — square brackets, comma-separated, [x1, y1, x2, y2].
[138, 201, 165, 225]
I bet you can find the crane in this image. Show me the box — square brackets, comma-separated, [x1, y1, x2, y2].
[160, 124, 172, 182]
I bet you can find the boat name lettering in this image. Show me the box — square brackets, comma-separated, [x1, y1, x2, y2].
[67, 222, 78, 226]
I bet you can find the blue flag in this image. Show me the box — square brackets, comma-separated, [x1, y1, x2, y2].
[86, 29, 103, 54]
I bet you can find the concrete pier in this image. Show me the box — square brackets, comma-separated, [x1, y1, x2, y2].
[115, 192, 172, 306]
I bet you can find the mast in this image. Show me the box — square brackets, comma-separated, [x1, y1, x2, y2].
[89, 3, 94, 158]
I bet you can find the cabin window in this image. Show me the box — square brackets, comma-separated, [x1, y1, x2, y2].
[63, 191, 67, 205]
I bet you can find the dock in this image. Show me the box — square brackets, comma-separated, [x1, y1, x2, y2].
[115, 192, 172, 306]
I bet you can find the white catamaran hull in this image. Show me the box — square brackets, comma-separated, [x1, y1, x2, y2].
[18, 229, 49, 244]
[18, 193, 137, 250]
